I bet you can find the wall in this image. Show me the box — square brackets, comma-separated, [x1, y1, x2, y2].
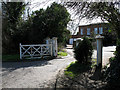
[78, 23, 109, 38]
[69, 23, 109, 45]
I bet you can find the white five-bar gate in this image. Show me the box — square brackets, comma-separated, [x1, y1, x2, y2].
[20, 37, 57, 59]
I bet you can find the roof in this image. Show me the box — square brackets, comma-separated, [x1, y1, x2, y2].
[79, 22, 108, 27]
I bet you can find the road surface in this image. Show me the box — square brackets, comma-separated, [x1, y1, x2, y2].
[2, 50, 76, 88]
[2, 45, 115, 88]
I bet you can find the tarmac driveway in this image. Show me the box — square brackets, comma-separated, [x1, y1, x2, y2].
[2, 51, 75, 88]
[2, 45, 116, 88]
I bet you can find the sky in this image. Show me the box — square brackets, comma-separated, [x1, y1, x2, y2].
[0, 0, 118, 35]
[0, 0, 108, 35]
[28, 0, 107, 35]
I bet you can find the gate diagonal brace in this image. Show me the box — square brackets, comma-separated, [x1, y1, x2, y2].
[22, 46, 31, 55]
[32, 46, 41, 55]
[42, 46, 49, 54]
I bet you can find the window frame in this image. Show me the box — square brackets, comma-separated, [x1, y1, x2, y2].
[81, 28, 83, 35]
[99, 27, 103, 34]
[87, 28, 90, 35]
[94, 28, 98, 34]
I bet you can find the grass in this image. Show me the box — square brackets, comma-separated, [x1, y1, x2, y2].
[64, 61, 91, 78]
[2, 54, 20, 62]
[91, 58, 97, 68]
[2, 54, 54, 62]
[58, 51, 68, 56]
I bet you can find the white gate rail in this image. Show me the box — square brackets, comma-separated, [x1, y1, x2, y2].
[19, 37, 58, 60]
[20, 43, 52, 59]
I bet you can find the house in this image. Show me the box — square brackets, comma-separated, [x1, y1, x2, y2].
[69, 23, 109, 44]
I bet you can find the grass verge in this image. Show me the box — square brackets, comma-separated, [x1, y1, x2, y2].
[2, 54, 54, 62]
[91, 58, 97, 68]
[2, 54, 20, 62]
[64, 61, 91, 78]
[58, 51, 68, 56]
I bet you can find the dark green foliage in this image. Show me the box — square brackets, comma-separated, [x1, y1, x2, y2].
[109, 57, 115, 63]
[2, 2, 27, 54]
[29, 9, 47, 44]
[30, 2, 70, 44]
[103, 31, 117, 46]
[115, 38, 120, 62]
[104, 58, 120, 89]
[18, 2, 70, 46]
[2, 2, 70, 54]
[74, 37, 93, 64]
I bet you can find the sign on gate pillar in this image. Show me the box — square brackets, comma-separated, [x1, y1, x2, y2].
[95, 35, 104, 67]
[52, 37, 58, 57]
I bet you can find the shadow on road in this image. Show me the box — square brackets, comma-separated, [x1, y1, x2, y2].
[2, 59, 52, 72]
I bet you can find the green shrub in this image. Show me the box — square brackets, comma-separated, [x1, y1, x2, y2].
[109, 57, 115, 63]
[103, 31, 117, 46]
[104, 58, 120, 88]
[74, 37, 93, 64]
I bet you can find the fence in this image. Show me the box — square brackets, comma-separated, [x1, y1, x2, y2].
[20, 37, 57, 59]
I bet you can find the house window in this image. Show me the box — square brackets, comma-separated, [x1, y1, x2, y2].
[94, 28, 98, 34]
[81, 28, 83, 35]
[99, 27, 103, 34]
[87, 28, 90, 35]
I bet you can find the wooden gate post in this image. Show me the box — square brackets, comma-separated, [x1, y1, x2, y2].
[20, 43, 22, 59]
[46, 37, 50, 45]
[52, 37, 58, 57]
[46, 37, 50, 54]
[46, 37, 53, 56]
